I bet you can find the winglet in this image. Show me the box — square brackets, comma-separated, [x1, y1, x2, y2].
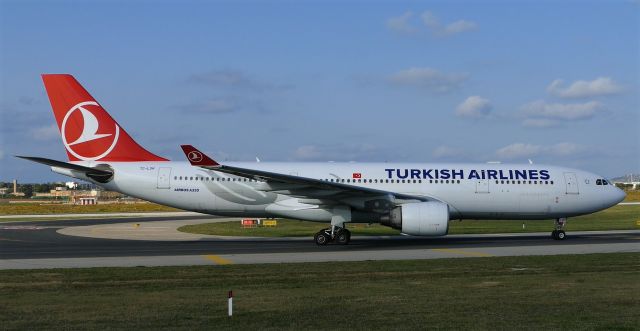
[180, 145, 220, 167]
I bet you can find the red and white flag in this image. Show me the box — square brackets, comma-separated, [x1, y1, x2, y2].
[352, 172, 362, 179]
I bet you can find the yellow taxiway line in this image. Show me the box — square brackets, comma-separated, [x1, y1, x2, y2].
[203, 254, 234, 265]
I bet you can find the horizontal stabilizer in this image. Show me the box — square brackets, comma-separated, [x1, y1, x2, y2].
[16, 156, 114, 183]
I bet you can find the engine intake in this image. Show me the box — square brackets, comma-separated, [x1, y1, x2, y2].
[381, 201, 449, 236]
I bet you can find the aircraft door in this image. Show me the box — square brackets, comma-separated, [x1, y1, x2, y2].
[475, 179, 489, 193]
[157, 167, 172, 189]
[563, 172, 579, 194]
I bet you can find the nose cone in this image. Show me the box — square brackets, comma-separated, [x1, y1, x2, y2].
[605, 187, 626, 208]
[613, 187, 626, 204]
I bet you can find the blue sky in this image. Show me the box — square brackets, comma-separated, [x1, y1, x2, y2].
[1, 0, 638, 182]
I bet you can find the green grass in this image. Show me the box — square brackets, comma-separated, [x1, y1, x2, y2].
[449, 204, 640, 234]
[180, 204, 640, 237]
[181, 219, 399, 237]
[0, 202, 180, 215]
[623, 190, 640, 202]
[0, 253, 638, 330]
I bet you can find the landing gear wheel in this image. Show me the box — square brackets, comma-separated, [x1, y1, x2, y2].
[552, 218, 568, 241]
[336, 229, 351, 245]
[314, 231, 330, 245]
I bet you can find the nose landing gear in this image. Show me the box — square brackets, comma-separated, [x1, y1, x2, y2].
[551, 217, 567, 240]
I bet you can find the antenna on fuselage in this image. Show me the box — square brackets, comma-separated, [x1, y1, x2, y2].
[256, 157, 261, 163]
[528, 159, 533, 164]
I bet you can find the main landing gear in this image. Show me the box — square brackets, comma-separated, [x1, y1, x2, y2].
[314, 226, 351, 245]
[315, 206, 352, 245]
[551, 217, 567, 240]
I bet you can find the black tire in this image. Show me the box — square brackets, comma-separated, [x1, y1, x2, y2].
[556, 230, 566, 240]
[314, 232, 329, 245]
[551, 230, 558, 240]
[336, 229, 351, 245]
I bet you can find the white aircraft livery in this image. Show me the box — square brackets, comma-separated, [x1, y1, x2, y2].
[20, 74, 626, 245]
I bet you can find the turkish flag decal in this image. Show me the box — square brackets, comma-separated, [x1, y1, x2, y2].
[352, 173, 362, 179]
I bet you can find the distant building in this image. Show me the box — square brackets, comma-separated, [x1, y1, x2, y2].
[76, 197, 97, 205]
[614, 181, 640, 190]
[33, 188, 125, 204]
[9, 179, 25, 197]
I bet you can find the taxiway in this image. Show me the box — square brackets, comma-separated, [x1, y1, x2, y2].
[1, 215, 638, 269]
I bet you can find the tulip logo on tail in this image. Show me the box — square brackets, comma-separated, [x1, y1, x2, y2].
[61, 101, 120, 161]
[187, 151, 204, 163]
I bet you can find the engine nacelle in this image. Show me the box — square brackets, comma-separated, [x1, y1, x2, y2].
[381, 202, 449, 236]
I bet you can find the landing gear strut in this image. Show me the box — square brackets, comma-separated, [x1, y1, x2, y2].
[314, 226, 351, 245]
[315, 206, 352, 246]
[551, 217, 567, 240]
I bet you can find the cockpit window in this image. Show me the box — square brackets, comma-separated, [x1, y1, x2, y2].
[595, 178, 610, 186]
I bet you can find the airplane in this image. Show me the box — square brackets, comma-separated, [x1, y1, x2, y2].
[18, 74, 626, 245]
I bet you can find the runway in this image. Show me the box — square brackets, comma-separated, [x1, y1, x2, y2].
[1, 215, 639, 269]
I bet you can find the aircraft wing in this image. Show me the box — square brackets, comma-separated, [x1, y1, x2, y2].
[180, 145, 432, 207]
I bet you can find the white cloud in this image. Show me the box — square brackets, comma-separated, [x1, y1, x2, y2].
[292, 143, 379, 161]
[421, 11, 440, 29]
[420, 11, 477, 37]
[432, 146, 463, 159]
[521, 100, 604, 121]
[386, 11, 417, 34]
[496, 142, 585, 159]
[443, 20, 477, 36]
[547, 77, 622, 98]
[548, 142, 585, 156]
[29, 124, 60, 141]
[388, 67, 468, 93]
[496, 143, 542, 159]
[456, 96, 492, 118]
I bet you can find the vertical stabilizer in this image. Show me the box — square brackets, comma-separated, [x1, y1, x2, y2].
[42, 74, 167, 162]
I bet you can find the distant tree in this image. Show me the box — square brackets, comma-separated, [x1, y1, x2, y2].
[21, 184, 33, 198]
[33, 183, 45, 193]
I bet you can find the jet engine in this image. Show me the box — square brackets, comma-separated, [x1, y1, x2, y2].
[380, 201, 449, 236]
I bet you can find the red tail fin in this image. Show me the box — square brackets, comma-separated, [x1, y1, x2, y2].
[42, 74, 167, 162]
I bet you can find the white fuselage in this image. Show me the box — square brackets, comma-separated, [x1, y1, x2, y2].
[55, 161, 626, 223]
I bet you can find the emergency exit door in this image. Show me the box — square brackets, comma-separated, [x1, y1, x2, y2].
[475, 179, 489, 193]
[157, 167, 172, 189]
[564, 172, 579, 194]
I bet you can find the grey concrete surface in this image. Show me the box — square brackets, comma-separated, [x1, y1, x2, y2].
[2, 242, 638, 269]
[1, 215, 639, 270]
